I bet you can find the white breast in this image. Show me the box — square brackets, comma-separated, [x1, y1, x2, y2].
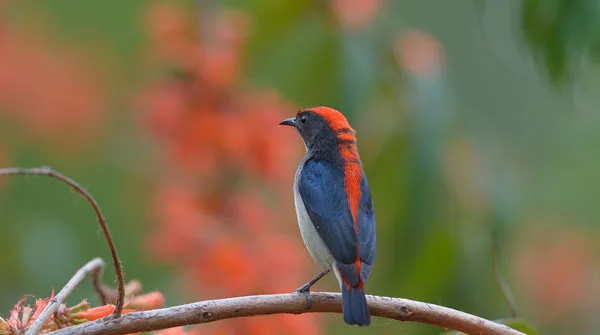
[293, 158, 342, 286]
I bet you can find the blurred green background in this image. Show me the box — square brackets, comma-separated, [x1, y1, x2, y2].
[1, 0, 600, 334]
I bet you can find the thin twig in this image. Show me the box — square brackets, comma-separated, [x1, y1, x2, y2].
[0, 166, 126, 318]
[24, 258, 105, 335]
[492, 232, 518, 318]
[46, 292, 525, 335]
[91, 267, 109, 305]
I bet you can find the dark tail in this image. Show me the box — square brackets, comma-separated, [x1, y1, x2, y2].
[341, 284, 371, 326]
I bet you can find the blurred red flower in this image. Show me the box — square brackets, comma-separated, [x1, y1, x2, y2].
[513, 223, 599, 323]
[0, 27, 105, 151]
[148, 184, 203, 260]
[330, 0, 382, 31]
[395, 30, 445, 77]
[139, 4, 319, 334]
[128, 291, 166, 311]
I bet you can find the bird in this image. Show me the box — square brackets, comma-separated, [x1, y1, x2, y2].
[279, 106, 376, 326]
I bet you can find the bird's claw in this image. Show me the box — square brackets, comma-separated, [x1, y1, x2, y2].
[294, 270, 329, 309]
[295, 284, 313, 309]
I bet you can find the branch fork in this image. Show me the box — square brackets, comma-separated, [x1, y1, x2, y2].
[0, 167, 526, 335]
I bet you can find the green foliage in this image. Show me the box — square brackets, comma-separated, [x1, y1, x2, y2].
[521, 0, 600, 83]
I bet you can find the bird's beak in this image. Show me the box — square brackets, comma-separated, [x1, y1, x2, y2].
[279, 117, 297, 127]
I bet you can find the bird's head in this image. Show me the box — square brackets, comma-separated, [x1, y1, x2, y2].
[279, 106, 356, 152]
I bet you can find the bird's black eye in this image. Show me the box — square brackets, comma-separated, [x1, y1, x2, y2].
[299, 115, 307, 124]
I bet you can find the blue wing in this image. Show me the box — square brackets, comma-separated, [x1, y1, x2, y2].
[298, 158, 357, 264]
[298, 159, 376, 284]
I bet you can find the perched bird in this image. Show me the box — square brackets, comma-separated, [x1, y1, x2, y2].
[279, 106, 376, 326]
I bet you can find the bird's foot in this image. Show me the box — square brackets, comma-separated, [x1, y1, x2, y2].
[294, 270, 330, 309]
[295, 283, 314, 309]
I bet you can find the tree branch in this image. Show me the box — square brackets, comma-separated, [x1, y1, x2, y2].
[0, 166, 125, 317]
[91, 264, 110, 305]
[25, 258, 105, 335]
[46, 292, 525, 335]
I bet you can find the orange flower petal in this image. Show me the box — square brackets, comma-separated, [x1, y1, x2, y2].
[75, 305, 135, 321]
[128, 291, 165, 310]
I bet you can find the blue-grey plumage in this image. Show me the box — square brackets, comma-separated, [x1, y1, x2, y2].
[280, 107, 376, 326]
[293, 156, 337, 273]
